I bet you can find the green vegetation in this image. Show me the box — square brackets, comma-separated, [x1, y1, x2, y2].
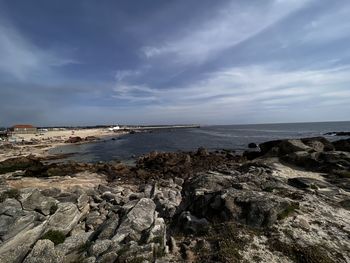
[204, 222, 251, 263]
[41, 230, 66, 245]
[269, 239, 335, 263]
[0, 188, 20, 202]
[277, 202, 300, 220]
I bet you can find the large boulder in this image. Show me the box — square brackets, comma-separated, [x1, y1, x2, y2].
[0, 156, 42, 174]
[0, 221, 47, 263]
[46, 203, 82, 235]
[112, 198, 156, 243]
[301, 137, 334, 152]
[23, 240, 63, 263]
[20, 189, 58, 216]
[333, 138, 350, 152]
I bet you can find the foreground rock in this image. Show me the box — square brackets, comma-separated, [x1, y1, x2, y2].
[0, 141, 349, 262]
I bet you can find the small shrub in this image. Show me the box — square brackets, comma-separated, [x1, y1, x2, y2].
[41, 230, 66, 245]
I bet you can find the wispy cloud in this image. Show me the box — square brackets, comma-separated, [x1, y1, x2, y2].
[141, 0, 312, 64]
[0, 19, 78, 81]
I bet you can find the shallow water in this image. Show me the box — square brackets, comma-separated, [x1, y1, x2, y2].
[49, 121, 350, 163]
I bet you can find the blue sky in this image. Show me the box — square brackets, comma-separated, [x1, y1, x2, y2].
[0, 0, 350, 126]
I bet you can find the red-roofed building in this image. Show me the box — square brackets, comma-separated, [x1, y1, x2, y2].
[11, 124, 37, 134]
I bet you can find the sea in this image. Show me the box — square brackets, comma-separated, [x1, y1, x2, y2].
[49, 121, 350, 163]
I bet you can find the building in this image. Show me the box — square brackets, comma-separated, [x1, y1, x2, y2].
[11, 124, 37, 134]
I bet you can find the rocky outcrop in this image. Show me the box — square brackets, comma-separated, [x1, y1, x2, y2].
[333, 138, 350, 152]
[1, 141, 350, 263]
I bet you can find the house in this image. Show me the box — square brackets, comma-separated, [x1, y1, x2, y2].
[11, 124, 37, 134]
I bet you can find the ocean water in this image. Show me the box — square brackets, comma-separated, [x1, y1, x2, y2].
[49, 121, 350, 163]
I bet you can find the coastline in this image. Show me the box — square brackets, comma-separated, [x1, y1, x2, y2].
[0, 128, 129, 162]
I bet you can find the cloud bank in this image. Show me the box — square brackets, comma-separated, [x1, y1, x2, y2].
[0, 0, 349, 126]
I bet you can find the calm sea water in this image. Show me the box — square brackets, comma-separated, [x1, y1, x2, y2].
[49, 121, 350, 163]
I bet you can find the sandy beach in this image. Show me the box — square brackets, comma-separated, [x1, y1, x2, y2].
[0, 128, 128, 162]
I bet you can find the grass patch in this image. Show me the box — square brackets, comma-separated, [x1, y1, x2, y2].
[269, 239, 335, 263]
[277, 203, 299, 220]
[205, 222, 252, 263]
[0, 189, 20, 202]
[41, 230, 66, 245]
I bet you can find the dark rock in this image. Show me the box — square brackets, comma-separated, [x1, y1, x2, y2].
[333, 138, 350, 152]
[85, 136, 99, 141]
[65, 137, 82, 143]
[325, 131, 350, 136]
[178, 211, 209, 234]
[248, 143, 258, 149]
[301, 137, 334, 152]
[288, 177, 331, 189]
[196, 147, 209, 157]
[0, 156, 42, 174]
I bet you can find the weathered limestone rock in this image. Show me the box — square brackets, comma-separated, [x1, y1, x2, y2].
[47, 202, 81, 235]
[89, 239, 113, 258]
[56, 231, 93, 257]
[0, 221, 47, 263]
[96, 213, 119, 239]
[113, 198, 156, 243]
[20, 188, 58, 216]
[23, 240, 63, 263]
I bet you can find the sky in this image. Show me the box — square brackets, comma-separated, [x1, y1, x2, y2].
[0, 0, 350, 126]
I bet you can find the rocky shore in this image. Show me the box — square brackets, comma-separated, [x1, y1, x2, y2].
[0, 136, 350, 263]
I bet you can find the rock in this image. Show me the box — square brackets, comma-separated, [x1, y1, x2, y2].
[146, 217, 167, 249]
[23, 240, 63, 263]
[65, 136, 82, 143]
[248, 143, 258, 149]
[0, 200, 45, 242]
[113, 198, 156, 243]
[325, 131, 350, 136]
[77, 193, 90, 211]
[96, 213, 119, 239]
[179, 211, 209, 234]
[89, 239, 113, 257]
[0, 221, 46, 263]
[20, 189, 58, 216]
[281, 151, 320, 169]
[292, 216, 310, 231]
[86, 211, 104, 230]
[288, 177, 330, 189]
[85, 136, 99, 141]
[197, 147, 209, 156]
[333, 138, 350, 152]
[83, 257, 96, 263]
[185, 171, 236, 195]
[56, 231, 93, 257]
[259, 140, 283, 155]
[117, 242, 155, 263]
[47, 203, 82, 235]
[301, 137, 334, 152]
[96, 252, 118, 263]
[0, 156, 42, 174]
[278, 140, 312, 156]
[221, 190, 294, 227]
[153, 181, 182, 219]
